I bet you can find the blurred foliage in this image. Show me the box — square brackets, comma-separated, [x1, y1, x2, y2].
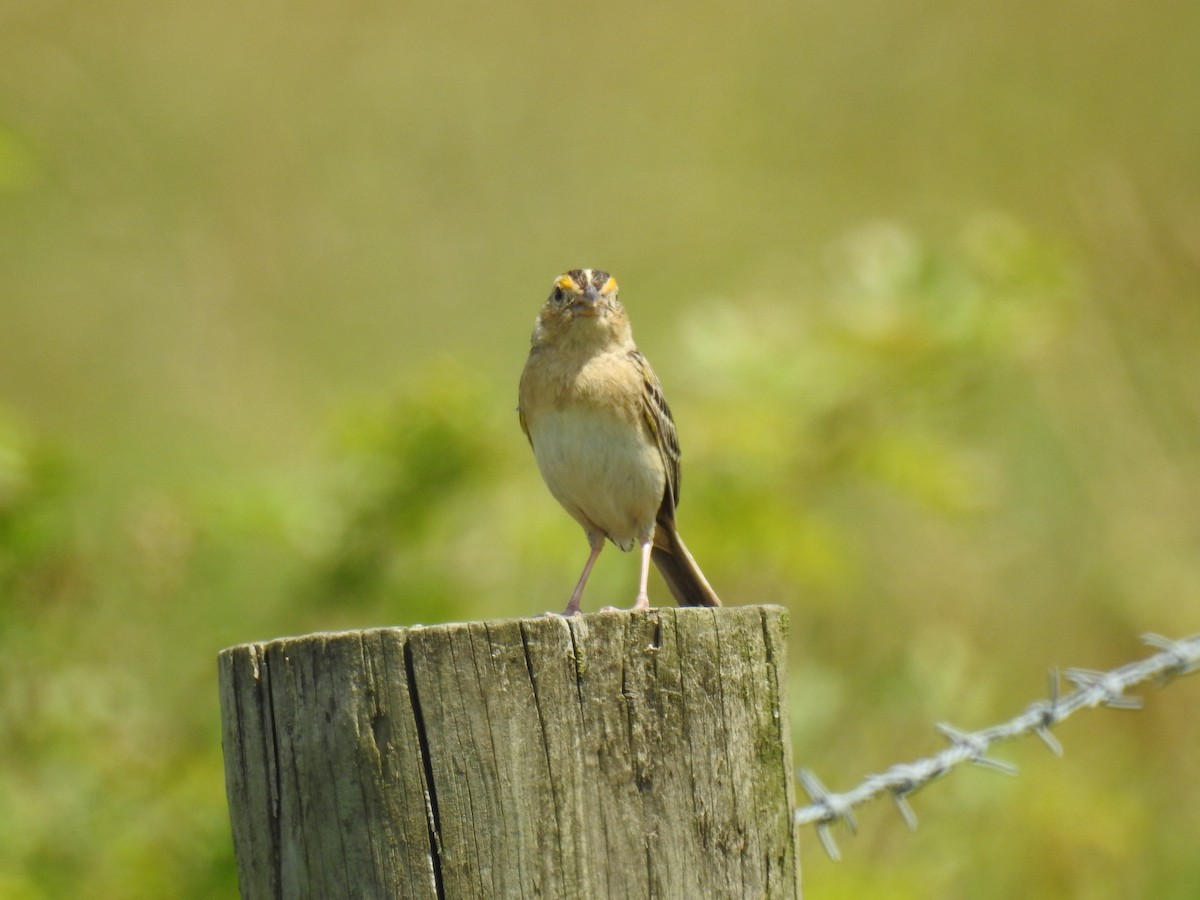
[3, 217, 1200, 896]
[298, 367, 506, 624]
[0, 414, 77, 611]
[3, 1, 1200, 897]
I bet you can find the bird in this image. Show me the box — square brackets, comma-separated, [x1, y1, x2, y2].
[518, 268, 722, 615]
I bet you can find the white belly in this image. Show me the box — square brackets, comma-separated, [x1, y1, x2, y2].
[528, 405, 665, 551]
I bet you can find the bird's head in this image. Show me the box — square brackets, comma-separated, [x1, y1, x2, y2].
[549, 269, 619, 316]
[531, 268, 630, 349]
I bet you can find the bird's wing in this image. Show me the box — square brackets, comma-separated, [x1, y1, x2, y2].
[517, 401, 531, 445]
[630, 349, 682, 512]
[517, 357, 534, 447]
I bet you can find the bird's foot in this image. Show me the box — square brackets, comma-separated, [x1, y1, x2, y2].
[544, 600, 583, 617]
[597, 595, 652, 613]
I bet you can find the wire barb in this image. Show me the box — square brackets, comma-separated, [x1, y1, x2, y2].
[797, 769, 850, 860]
[794, 633, 1200, 855]
[1141, 632, 1200, 678]
[1028, 668, 1065, 757]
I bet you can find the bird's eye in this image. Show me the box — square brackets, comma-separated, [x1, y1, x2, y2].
[552, 286, 566, 303]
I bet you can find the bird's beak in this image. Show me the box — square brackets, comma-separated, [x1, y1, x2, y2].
[570, 285, 602, 315]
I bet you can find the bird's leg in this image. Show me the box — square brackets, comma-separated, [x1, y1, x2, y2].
[562, 533, 604, 616]
[629, 538, 653, 610]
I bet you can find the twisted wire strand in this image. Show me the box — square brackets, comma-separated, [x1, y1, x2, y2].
[795, 633, 1200, 860]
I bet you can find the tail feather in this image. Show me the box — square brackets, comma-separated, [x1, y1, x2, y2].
[652, 519, 721, 608]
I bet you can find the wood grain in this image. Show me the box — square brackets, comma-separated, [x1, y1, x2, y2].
[219, 606, 800, 899]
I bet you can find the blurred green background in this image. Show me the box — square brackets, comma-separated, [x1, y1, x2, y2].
[3, 0, 1200, 896]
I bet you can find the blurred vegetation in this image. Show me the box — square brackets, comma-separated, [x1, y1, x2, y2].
[3, 1, 1200, 897]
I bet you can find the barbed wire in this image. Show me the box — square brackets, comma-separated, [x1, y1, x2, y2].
[794, 632, 1200, 860]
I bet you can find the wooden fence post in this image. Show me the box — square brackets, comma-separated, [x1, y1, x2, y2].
[218, 605, 800, 898]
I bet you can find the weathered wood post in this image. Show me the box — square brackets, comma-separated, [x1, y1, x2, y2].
[219, 605, 800, 898]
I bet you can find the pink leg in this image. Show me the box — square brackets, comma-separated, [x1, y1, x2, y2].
[562, 534, 604, 616]
[629, 539, 653, 610]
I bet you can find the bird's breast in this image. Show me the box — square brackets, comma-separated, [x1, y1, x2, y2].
[525, 403, 665, 549]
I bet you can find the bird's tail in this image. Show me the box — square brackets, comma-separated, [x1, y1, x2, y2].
[652, 519, 721, 607]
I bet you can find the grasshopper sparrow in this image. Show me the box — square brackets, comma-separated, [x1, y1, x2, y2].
[518, 268, 722, 615]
